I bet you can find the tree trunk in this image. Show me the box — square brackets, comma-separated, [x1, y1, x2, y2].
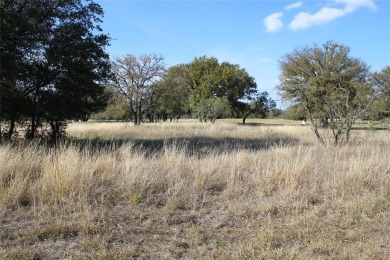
[81, 114, 89, 121]
[7, 118, 15, 140]
[133, 114, 139, 126]
[28, 115, 37, 140]
[243, 112, 250, 125]
[320, 117, 329, 128]
[134, 112, 141, 126]
[49, 119, 57, 146]
[49, 119, 62, 147]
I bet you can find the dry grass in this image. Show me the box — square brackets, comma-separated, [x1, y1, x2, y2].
[1, 121, 390, 259]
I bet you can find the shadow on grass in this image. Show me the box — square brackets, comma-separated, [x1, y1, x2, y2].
[68, 135, 301, 157]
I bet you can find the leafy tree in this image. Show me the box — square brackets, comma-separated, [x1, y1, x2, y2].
[241, 91, 276, 124]
[188, 56, 219, 106]
[282, 105, 307, 121]
[278, 41, 375, 146]
[268, 108, 283, 118]
[365, 66, 390, 120]
[42, 4, 110, 141]
[92, 88, 130, 121]
[192, 97, 232, 123]
[110, 54, 166, 125]
[153, 64, 191, 121]
[187, 56, 257, 122]
[216, 62, 257, 109]
[0, 0, 47, 140]
[0, 0, 111, 142]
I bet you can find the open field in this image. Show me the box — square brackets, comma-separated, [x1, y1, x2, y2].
[1, 120, 390, 259]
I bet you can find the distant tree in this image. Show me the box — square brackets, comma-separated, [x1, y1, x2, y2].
[154, 64, 191, 121]
[268, 108, 283, 118]
[278, 41, 376, 146]
[282, 105, 307, 121]
[365, 66, 390, 120]
[92, 88, 130, 121]
[241, 91, 276, 124]
[192, 97, 232, 123]
[188, 56, 257, 122]
[188, 56, 219, 107]
[110, 54, 166, 125]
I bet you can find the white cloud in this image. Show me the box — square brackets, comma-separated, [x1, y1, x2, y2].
[264, 12, 284, 32]
[288, 7, 345, 30]
[285, 1, 303, 11]
[288, 0, 377, 30]
[334, 0, 377, 12]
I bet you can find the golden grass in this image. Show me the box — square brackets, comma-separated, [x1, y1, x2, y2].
[1, 121, 390, 259]
[66, 120, 313, 140]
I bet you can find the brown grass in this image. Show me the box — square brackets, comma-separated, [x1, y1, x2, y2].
[1, 121, 390, 259]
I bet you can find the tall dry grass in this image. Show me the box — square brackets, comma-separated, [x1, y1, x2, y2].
[1, 122, 390, 259]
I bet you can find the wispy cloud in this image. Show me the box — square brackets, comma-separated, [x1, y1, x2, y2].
[335, 0, 377, 12]
[285, 1, 303, 11]
[264, 12, 284, 32]
[288, 0, 377, 30]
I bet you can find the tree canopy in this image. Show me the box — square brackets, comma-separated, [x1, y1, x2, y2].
[366, 66, 390, 120]
[187, 56, 258, 122]
[0, 0, 110, 142]
[153, 64, 191, 121]
[109, 54, 166, 125]
[241, 92, 276, 125]
[278, 41, 376, 145]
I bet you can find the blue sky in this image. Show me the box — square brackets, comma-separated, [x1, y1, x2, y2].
[95, 0, 390, 106]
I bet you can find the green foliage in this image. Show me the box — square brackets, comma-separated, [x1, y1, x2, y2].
[240, 92, 276, 124]
[92, 89, 130, 121]
[365, 66, 390, 120]
[187, 56, 257, 121]
[278, 41, 373, 146]
[153, 64, 191, 121]
[0, 0, 111, 142]
[188, 56, 220, 104]
[268, 108, 283, 118]
[282, 105, 306, 121]
[192, 97, 232, 123]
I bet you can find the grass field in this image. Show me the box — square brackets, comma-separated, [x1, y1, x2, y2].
[1, 120, 390, 259]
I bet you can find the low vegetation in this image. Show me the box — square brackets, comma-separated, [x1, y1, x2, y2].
[1, 121, 390, 259]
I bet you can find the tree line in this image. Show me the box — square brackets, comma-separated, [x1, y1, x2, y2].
[102, 54, 276, 125]
[1, 1, 389, 146]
